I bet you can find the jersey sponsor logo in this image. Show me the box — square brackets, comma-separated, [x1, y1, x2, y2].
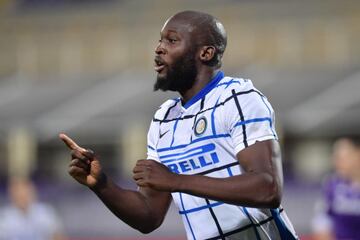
[194, 117, 207, 136]
[160, 143, 219, 174]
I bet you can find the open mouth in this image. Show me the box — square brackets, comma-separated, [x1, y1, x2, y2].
[154, 57, 166, 73]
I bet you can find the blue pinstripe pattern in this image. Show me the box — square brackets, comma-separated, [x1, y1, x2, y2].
[234, 117, 272, 128]
[148, 71, 297, 239]
[271, 209, 298, 240]
[157, 133, 231, 152]
[227, 166, 234, 177]
[242, 207, 262, 240]
[170, 118, 180, 147]
[179, 201, 224, 215]
[211, 97, 221, 135]
[160, 143, 215, 163]
[179, 193, 197, 240]
[215, 78, 241, 89]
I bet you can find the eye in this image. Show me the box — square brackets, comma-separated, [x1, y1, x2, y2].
[168, 38, 177, 43]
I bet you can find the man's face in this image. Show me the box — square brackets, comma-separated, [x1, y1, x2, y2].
[333, 139, 360, 179]
[154, 18, 198, 92]
[9, 180, 35, 212]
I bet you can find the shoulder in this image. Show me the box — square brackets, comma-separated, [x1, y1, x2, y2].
[216, 75, 270, 111]
[218, 75, 258, 90]
[216, 75, 264, 101]
[152, 98, 180, 121]
[148, 98, 179, 142]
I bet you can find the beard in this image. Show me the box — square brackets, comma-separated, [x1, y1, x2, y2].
[154, 53, 198, 92]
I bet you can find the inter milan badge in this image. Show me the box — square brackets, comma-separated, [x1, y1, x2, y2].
[194, 117, 207, 136]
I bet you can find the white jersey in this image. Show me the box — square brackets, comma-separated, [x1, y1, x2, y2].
[147, 71, 298, 240]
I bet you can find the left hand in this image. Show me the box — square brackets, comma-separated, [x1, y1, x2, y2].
[133, 160, 180, 192]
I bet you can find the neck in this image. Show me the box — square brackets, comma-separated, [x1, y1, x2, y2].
[180, 68, 218, 104]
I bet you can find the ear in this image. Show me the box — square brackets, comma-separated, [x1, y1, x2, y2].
[199, 46, 216, 63]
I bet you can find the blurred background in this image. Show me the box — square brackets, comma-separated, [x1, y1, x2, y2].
[0, 0, 359, 239]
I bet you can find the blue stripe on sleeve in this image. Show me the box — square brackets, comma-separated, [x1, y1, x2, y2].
[234, 117, 272, 128]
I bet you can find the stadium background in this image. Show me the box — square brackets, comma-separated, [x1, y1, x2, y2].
[0, 0, 359, 239]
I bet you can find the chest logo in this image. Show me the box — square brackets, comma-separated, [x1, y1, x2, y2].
[194, 117, 207, 136]
[159, 129, 170, 139]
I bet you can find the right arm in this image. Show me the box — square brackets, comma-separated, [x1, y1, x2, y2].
[59, 133, 172, 233]
[90, 176, 172, 233]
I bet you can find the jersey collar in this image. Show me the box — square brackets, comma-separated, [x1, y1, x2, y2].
[182, 70, 224, 109]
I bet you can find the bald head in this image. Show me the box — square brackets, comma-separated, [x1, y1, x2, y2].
[167, 11, 227, 68]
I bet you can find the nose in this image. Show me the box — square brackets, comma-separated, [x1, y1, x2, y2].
[155, 41, 165, 55]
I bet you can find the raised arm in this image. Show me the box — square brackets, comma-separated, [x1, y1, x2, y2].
[134, 139, 283, 208]
[59, 133, 172, 233]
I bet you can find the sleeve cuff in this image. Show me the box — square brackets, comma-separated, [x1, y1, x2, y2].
[234, 135, 277, 154]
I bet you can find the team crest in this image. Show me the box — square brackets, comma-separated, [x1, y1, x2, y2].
[194, 117, 207, 136]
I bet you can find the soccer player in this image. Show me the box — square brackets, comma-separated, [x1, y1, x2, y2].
[60, 10, 298, 239]
[312, 137, 360, 240]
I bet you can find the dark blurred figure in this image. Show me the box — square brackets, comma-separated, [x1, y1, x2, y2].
[0, 177, 66, 240]
[312, 137, 360, 240]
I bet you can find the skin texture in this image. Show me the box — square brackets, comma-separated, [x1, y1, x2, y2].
[154, 11, 226, 101]
[9, 178, 36, 213]
[332, 138, 360, 183]
[60, 10, 283, 233]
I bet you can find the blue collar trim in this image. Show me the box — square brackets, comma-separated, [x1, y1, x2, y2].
[182, 71, 224, 109]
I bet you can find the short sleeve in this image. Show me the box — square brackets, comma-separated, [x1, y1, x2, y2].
[147, 119, 160, 161]
[224, 88, 278, 154]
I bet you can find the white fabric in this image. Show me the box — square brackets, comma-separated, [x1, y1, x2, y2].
[147, 73, 297, 240]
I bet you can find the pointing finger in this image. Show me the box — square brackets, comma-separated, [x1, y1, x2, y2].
[59, 133, 86, 152]
[83, 149, 96, 159]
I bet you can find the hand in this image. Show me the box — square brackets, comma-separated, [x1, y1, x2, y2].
[59, 133, 103, 188]
[133, 160, 180, 192]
